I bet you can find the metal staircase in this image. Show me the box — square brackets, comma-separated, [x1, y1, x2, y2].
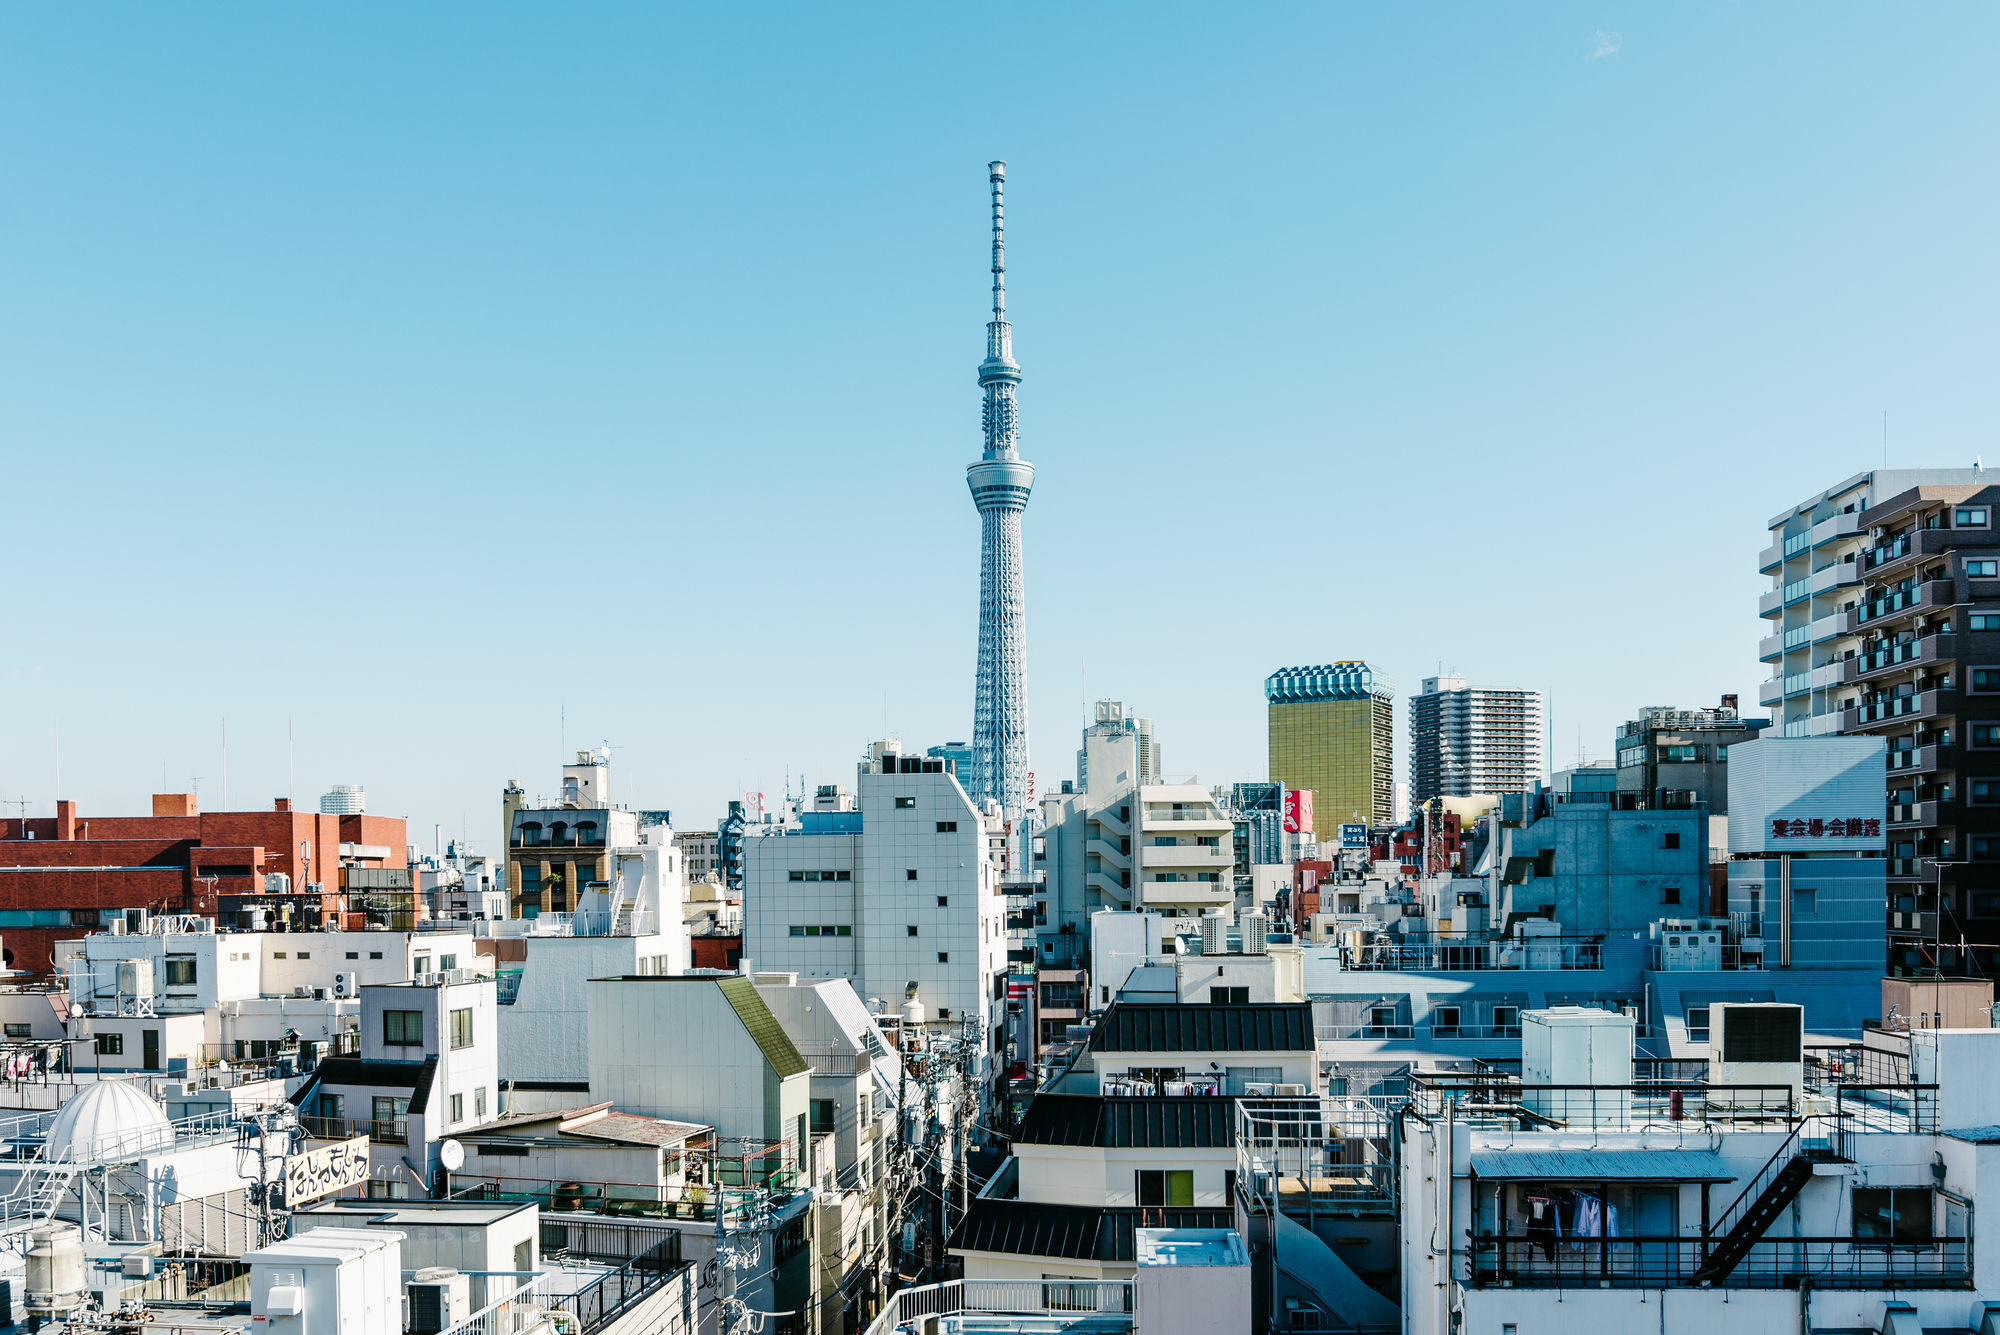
[1691, 1121, 1838, 1284]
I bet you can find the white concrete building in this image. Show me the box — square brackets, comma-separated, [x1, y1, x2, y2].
[743, 741, 1008, 1040]
[1401, 1009, 2000, 1335]
[1407, 674, 1546, 803]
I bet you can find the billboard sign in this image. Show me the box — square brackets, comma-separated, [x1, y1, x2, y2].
[282, 1135, 369, 1206]
[1282, 789, 1315, 835]
[1339, 822, 1368, 849]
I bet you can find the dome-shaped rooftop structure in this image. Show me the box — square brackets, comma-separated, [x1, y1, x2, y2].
[43, 1081, 172, 1162]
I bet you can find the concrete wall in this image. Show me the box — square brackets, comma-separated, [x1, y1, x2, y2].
[497, 934, 673, 1083]
[1014, 1143, 1237, 1207]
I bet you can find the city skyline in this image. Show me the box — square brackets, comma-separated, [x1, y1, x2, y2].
[7, 7, 2000, 839]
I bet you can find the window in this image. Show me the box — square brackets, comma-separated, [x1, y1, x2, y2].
[1958, 508, 1989, 527]
[1969, 560, 2000, 578]
[345, 951, 359, 960]
[907, 925, 919, 936]
[1976, 669, 2000, 693]
[1196, 836, 1219, 847]
[474, 1087, 487, 1119]
[1687, 1006, 1711, 1043]
[1974, 837, 2000, 861]
[414, 956, 430, 975]
[1658, 744, 1700, 763]
[369, 951, 383, 960]
[2, 1024, 29, 1039]
[96, 1033, 123, 1055]
[296, 951, 310, 961]
[1135, 1170, 1194, 1208]
[906, 869, 918, 880]
[165, 958, 196, 987]
[440, 954, 458, 972]
[1853, 1187, 1933, 1243]
[811, 1099, 837, 1134]
[1492, 1006, 1520, 1035]
[937, 952, 950, 964]
[1662, 886, 1681, 905]
[1974, 779, 2000, 805]
[1209, 986, 1250, 1005]
[789, 926, 805, 937]
[1792, 888, 1818, 916]
[1662, 832, 1680, 850]
[383, 1010, 423, 1046]
[1432, 1005, 1461, 1037]
[450, 1093, 464, 1123]
[895, 797, 916, 809]
[937, 896, 949, 908]
[271, 952, 285, 960]
[1974, 615, 2000, 632]
[936, 821, 957, 833]
[450, 1008, 473, 1049]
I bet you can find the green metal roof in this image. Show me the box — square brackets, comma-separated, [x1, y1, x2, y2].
[718, 976, 808, 1077]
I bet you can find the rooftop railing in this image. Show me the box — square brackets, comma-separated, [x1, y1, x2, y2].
[1407, 1072, 1938, 1135]
[1469, 1234, 1971, 1290]
[866, 1279, 1134, 1335]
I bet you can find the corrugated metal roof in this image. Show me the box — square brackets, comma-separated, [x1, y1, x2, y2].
[1469, 1148, 1733, 1181]
[1017, 1095, 1235, 1149]
[953, 1200, 1234, 1261]
[1088, 1002, 1315, 1054]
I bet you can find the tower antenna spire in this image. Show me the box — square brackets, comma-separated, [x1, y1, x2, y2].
[967, 160, 1034, 834]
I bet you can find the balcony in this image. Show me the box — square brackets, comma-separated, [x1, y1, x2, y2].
[1758, 539, 1785, 573]
[1139, 843, 1231, 870]
[1135, 880, 1233, 909]
[1846, 631, 1956, 684]
[1864, 526, 1966, 574]
[1853, 579, 1955, 629]
[1887, 743, 1954, 776]
[1886, 859, 1941, 883]
[1757, 586, 1786, 617]
[1139, 808, 1230, 828]
[1811, 560, 1862, 594]
[1811, 510, 1864, 548]
[1468, 1235, 1970, 1291]
[1757, 677, 1784, 707]
[1758, 632, 1786, 663]
[300, 1114, 406, 1146]
[1886, 799, 1954, 829]
[1848, 689, 1959, 729]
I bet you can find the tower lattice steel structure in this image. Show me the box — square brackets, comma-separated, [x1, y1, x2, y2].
[968, 161, 1034, 826]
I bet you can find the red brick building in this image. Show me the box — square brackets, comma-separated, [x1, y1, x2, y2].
[0, 794, 406, 973]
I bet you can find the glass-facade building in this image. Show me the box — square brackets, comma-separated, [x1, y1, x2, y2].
[1265, 663, 1396, 828]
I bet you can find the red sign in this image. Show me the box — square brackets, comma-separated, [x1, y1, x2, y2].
[1769, 817, 1880, 838]
[1283, 789, 1315, 835]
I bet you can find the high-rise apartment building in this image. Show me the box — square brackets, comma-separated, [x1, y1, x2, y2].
[1075, 701, 1161, 793]
[318, 784, 366, 815]
[1407, 676, 1546, 803]
[1265, 663, 1395, 827]
[1759, 466, 2000, 974]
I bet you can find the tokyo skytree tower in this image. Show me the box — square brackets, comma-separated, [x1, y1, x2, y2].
[967, 161, 1034, 826]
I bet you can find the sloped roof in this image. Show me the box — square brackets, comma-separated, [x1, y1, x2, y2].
[1088, 1002, 1314, 1053]
[718, 976, 808, 1077]
[1016, 1095, 1234, 1149]
[294, 1056, 438, 1112]
[953, 1200, 1233, 1261]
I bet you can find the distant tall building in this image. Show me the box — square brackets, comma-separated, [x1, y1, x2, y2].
[319, 784, 366, 815]
[1613, 699, 1767, 812]
[967, 161, 1035, 829]
[1407, 676, 1546, 804]
[926, 741, 973, 783]
[1076, 701, 1160, 793]
[1265, 663, 1395, 827]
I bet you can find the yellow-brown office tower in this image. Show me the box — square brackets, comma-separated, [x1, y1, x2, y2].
[1266, 663, 1395, 829]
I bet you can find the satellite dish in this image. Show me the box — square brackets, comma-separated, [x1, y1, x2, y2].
[439, 1139, 465, 1172]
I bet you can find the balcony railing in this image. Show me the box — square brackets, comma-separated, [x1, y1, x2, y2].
[1469, 1234, 1970, 1290]
[865, 1279, 1134, 1335]
[299, 1114, 406, 1145]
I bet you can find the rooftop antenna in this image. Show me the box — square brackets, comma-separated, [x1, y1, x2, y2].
[287, 717, 294, 807]
[53, 717, 60, 807]
[220, 716, 226, 810]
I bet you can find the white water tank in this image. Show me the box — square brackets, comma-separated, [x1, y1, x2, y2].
[25, 1224, 84, 1313]
[1521, 1007, 1635, 1125]
[902, 982, 926, 1026]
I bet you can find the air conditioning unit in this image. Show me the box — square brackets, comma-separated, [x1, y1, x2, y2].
[332, 973, 358, 999]
[1274, 1083, 1307, 1096]
[106, 920, 126, 938]
[1243, 1082, 1275, 1096]
[293, 987, 314, 1000]
[311, 988, 329, 1002]
[1706, 1002, 1805, 1113]
[406, 1269, 471, 1335]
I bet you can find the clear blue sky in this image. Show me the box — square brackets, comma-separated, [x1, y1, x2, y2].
[5, 6, 1998, 848]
